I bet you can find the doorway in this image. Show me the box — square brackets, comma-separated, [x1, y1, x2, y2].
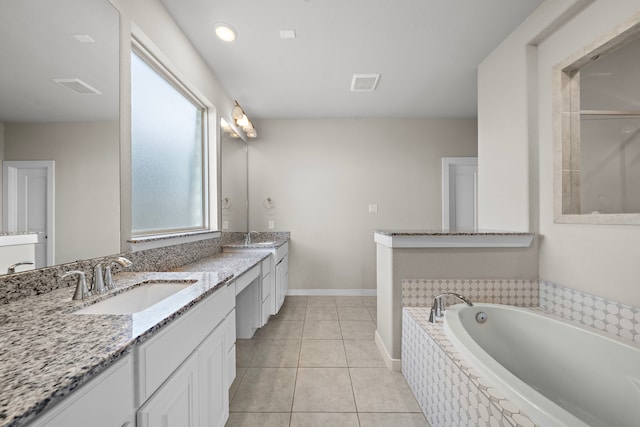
[3, 161, 55, 267]
[442, 157, 477, 230]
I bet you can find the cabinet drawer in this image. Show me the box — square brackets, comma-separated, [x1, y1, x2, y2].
[261, 272, 272, 301]
[262, 296, 271, 325]
[261, 256, 272, 278]
[135, 284, 234, 405]
[235, 265, 260, 295]
[226, 308, 236, 353]
[275, 242, 288, 263]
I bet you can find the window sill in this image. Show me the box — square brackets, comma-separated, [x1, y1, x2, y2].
[126, 230, 221, 252]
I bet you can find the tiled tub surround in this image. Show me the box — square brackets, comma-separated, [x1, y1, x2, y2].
[402, 281, 640, 426]
[539, 280, 640, 343]
[402, 279, 539, 308]
[0, 234, 282, 427]
[403, 308, 537, 427]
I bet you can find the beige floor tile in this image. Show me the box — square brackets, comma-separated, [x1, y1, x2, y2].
[230, 368, 297, 412]
[337, 306, 373, 321]
[366, 306, 377, 324]
[226, 412, 291, 427]
[358, 413, 430, 427]
[339, 320, 376, 340]
[362, 296, 377, 307]
[303, 320, 343, 339]
[236, 340, 258, 368]
[249, 339, 301, 367]
[292, 368, 356, 412]
[290, 412, 359, 427]
[306, 305, 338, 320]
[229, 367, 246, 402]
[335, 296, 364, 306]
[254, 320, 304, 339]
[299, 339, 347, 367]
[343, 340, 385, 367]
[350, 368, 421, 412]
[284, 296, 308, 306]
[274, 304, 307, 320]
[306, 296, 337, 306]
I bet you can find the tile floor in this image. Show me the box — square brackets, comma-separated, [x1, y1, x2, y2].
[226, 296, 430, 427]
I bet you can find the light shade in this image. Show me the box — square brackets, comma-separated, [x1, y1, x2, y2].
[214, 23, 237, 42]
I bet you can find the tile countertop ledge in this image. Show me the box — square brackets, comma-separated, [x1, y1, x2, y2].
[374, 229, 535, 248]
[0, 252, 266, 427]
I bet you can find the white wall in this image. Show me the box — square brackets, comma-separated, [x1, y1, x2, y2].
[477, 0, 591, 232]
[111, 0, 239, 244]
[537, 1, 640, 307]
[479, 0, 640, 307]
[249, 118, 477, 291]
[0, 123, 4, 228]
[4, 121, 120, 263]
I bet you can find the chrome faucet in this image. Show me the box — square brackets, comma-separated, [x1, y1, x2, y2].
[244, 231, 257, 245]
[7, 261, 34, 274]
[92, 262, 107, 294]
[60, 270, 91, 300]
[428, 292, 473, 323]
[104, 256, 133, 290]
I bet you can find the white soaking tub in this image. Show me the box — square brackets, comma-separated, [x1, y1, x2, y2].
[444, 303, 640, 427]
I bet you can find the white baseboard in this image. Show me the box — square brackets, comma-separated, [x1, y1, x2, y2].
[375, 330, 402, 372]
[286, 289, 376, 296]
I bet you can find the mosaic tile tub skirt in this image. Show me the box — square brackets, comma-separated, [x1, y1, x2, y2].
[402, 307, 536, 427]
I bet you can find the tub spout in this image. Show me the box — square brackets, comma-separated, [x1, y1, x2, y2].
[428, 292, 473, 323]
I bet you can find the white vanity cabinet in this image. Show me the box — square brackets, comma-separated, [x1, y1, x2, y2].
[224, 241, 289, 316]
[135, 282, 235, 427]
[30, 354, 134, 427]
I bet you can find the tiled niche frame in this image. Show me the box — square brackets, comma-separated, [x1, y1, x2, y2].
[553, 11, 640, 224]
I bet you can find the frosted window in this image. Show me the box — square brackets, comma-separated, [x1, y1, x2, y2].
[131, 52, 205, 235]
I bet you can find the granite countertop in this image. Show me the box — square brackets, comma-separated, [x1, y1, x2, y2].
[374, 229, 534, 236]
[222, 235, 289, 249]
[0, 252, 266, 427]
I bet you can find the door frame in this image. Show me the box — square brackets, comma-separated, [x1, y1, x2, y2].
[3, 160, 55, 266]
[442, 157, 478, 230]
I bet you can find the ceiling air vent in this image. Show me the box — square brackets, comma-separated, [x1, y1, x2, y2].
[52, 78, 102, 95]
[350, 73, 380, 92]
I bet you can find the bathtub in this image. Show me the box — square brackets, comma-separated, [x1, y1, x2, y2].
[444, 303, 640, 427]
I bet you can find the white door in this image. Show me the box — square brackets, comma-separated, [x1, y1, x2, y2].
[3, 161, 55, 267]
[442, 157, 478, 230]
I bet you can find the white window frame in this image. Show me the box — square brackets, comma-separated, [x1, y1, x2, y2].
[130, 37, 218, 239]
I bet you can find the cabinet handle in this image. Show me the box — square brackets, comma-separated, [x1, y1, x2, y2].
[121, 422, 131, 427]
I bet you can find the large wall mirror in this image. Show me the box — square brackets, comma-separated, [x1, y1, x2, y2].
[220, 128, 248, 233]
[555, 17, 640, 224]
[0, 0, 120, 272]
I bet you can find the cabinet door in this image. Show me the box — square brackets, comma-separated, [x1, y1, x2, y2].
[199, 323, 228, 427]
[137, 355, 199, 427]
[30, 355, 133, 427]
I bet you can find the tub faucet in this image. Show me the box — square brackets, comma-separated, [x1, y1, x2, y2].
[428, 292, 473, 323]
[104, 256, 133, 290]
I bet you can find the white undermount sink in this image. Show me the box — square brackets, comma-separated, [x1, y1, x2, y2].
[75, 280, 195, 315]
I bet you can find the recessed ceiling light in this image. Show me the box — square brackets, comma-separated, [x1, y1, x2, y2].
[214, 23, 237, 42]
[280, 30, 296, 39]
[351, 74, 380, 92]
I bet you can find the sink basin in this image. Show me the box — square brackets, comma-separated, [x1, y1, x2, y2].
[75, 280, 195, 315]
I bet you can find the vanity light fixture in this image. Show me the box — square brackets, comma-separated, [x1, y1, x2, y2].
[214, 23, 237, 42]
[228, 101, 258, 139]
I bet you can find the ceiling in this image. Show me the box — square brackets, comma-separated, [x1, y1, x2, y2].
[0, 0, 119, 123]
[161, 0, 543, 119]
